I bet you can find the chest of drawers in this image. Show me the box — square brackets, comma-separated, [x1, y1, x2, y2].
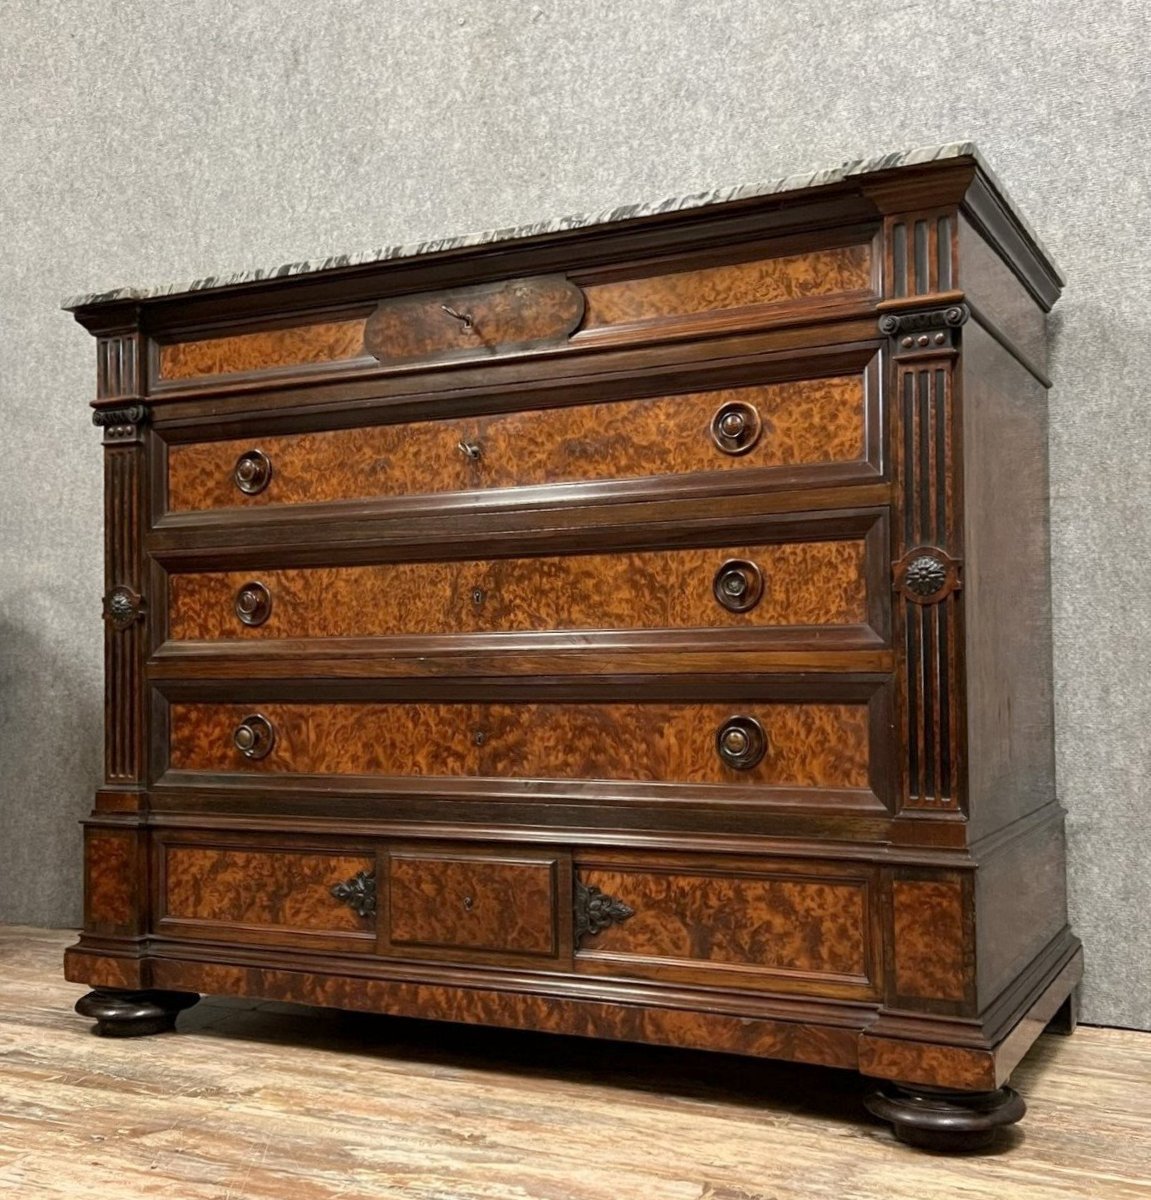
[66, 143, 1081, 1151]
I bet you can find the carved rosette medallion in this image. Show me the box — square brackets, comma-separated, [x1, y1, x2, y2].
[574, 880, 635, 946]
[103, 585, 144, 630]
[905, 556, 947, 596]
[331, 870, 377, 919]
[893, 547, 961, 605]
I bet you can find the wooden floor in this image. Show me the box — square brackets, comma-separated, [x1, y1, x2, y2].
[0, 928, 1148, 1199]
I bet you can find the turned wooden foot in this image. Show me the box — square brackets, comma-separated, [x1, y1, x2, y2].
[75, 989, 200, 1037]
[864, 1083, 1026, 1151]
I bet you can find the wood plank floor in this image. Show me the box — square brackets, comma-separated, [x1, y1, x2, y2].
[0, 927, 1147, 1199]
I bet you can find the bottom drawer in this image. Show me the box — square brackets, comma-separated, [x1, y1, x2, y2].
[152, 833, 878, 997]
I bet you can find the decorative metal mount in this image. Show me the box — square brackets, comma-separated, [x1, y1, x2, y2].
[331, 870, 377, 919]
[574, 880, 635, 947]
[103, 585, 144, 630]
[879, 303, 969, 354]
[893, 546, 962, 605]
[92, 404, 149, 443]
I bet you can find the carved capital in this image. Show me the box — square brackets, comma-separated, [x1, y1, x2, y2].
[92, 404, 149, 444]
[103, 586, 144, 630]
[880, 303, 969, 355]
[574, 880, 635, 946]
[331, 870, 377, 919]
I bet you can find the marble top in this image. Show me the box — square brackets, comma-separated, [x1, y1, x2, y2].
[63, 142, 1054, 311]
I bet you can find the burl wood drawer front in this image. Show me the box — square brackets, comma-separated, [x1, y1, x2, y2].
[578, 241, 873, 337]
[165, 373, 868, 513]
[155, 840, 377, 952]
[381, 846, 568, 963]
[166, 700, 870, 791]
[574, 856, 877, 998]
[167, 537, 870, 642]
[155, 241, 873, 384]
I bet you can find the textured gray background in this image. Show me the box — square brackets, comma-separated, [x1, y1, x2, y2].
[0, 0, 1147, 1028]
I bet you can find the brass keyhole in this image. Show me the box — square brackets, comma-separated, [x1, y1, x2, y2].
[463, 895, 475, 911]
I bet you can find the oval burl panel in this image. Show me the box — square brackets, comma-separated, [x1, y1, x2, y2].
[166, 373, 867, 513]
[580, 243, 873, 332]
[161, 845, 374, 933]
[363, 276, 584, 365]
[386, 852, 558, 957]
[167, 539, 868, 641]
[167, 700, 870, 789]
[576, 865, 870, 986]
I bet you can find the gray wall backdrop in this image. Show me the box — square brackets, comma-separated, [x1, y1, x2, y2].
[1, 0, 1147, 1029]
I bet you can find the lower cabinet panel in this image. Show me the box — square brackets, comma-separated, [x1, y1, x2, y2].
[574, 855, 879, 999]
[156, 838, 377, 953]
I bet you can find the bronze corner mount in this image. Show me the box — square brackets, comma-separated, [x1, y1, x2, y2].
[331, 870, 377, 919]
[574, 880, 635, 947]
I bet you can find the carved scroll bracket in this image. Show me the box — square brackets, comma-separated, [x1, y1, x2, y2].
[331, 870, 377, 919]
[880, 303, 969, 356]
[574, 880, 634, 947]
[893, 546, 962, 605]
[103, 585, 145, 630]
[92, 404, 149, 444]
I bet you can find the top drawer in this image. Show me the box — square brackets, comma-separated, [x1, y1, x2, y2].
[154, 236, 876, 386]
[166, 364, 878, 515]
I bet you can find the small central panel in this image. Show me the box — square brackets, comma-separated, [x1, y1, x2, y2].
[382, 845, 569, 964]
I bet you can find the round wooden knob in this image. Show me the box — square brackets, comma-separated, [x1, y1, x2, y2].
[713, 559, 764, 613]
[710, 401, 762, 455]
[233, 714, 275, 760]
[716, 716, 767, 770]
[234, 581, 272, 627]
[233, 449, 272, 495]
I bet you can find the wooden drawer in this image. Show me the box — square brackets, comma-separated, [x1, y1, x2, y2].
[572, 851, 879, 1000]
[154, 835, 377, 953]
[164, 696, 876, 797]
[165, 369, 874, 514]
[148, 832, 875, 997]
[380, 845, 570, 964]
[577, 238, 874, 341]
[155, 238, 875, 386]
[166, 524, 882, 645]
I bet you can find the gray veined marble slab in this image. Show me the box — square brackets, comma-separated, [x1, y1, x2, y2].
[62, 141, 1055, 311]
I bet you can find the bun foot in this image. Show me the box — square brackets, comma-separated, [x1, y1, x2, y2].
[75, 989, 200, 1037]
[864, 1083, 1026, 1152]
